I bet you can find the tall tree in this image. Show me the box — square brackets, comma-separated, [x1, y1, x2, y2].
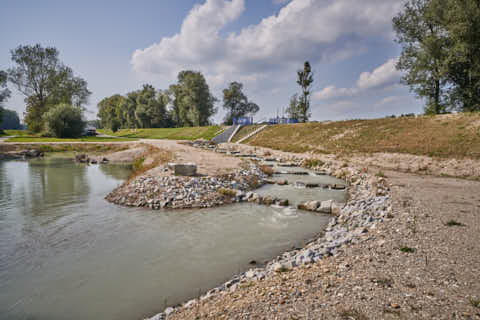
[296, 61, 313, 122]
[169, 71, 217, 127]
[222, 82, 259, 125]
[0, 71, 11, 125]
[442, 0, 480, 112]
[135, 84, 168, 128]
[97, 94, 126, 131]
[393, 0, 449, 114]
[0, 109, 21, 130]
[7, 44, 90, 132]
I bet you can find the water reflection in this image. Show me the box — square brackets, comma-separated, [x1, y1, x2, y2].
[0, 157, 339, 320]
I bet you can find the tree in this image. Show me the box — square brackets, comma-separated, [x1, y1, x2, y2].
[43, 103, 85, 138]
[285, 94, 301, 120]
[7, 44, 90, 132]
[222, 82, 259, 125]
[169, 71, 217, 127]
[393, 0, 450, 114]
[135, 84, 168, 128]
[0, 71, 11, 125]
[296, 61, 314, 122]
[0, 109, 21, 130]
[97, 94, 126, 131]
[442, 0, 480, 112]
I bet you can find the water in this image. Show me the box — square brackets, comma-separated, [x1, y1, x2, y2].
[0, 157, 346, 320]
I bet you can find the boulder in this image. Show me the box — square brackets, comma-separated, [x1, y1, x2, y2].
[331, 202, 342, 216]
[298, 200, 320, 211]
[168, 162, 197, 176]
[317, 200, 333, 214]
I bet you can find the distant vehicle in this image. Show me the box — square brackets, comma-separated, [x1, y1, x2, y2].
[83, 126, 97, 136]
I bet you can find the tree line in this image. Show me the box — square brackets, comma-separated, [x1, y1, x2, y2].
[394, 0, 480, 114]
[98, 72, 262, 131]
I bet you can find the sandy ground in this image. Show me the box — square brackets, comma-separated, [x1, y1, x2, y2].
[141, 139, 243, 176]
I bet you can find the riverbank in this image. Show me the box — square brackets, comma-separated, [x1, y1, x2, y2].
[147, 143, 480, 320]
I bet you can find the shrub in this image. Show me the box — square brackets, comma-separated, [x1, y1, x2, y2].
[304, 158, 324, 168]
[43, 103, 85, 138]
[217, 188, 237, 197]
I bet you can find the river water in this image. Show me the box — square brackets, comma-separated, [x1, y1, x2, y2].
[0, 157, 346, 320]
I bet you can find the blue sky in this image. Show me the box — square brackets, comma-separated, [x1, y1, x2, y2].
[1, 0, 423, 123]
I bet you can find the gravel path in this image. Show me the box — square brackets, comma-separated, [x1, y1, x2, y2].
[163, 169, 480, 320]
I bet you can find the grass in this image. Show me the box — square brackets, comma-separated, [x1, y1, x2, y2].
[231, 124, 263, 142]
[217, 188, 237, 197]
[375, 171, 386, 178]
[246, 113, 480, 159]
[304, 158, 325, 168]
[6, 136, 137, 142]
[469, 297, 480, 308]
[129, 144, 173, 179]
[0, 143, 130, 154]
[444, 219, 465, 227]
[339, 309, 369, 320]
[4, 129, 32, 137]
[98, 126, 221, 141]
[400, 246, 416, 253]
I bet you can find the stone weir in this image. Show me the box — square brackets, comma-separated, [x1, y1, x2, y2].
[105, 164, 268, 210]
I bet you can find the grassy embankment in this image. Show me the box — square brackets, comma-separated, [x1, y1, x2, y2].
[230, 125, 263, 143]
[3, 130, 137, 142]
[98, 125, 222, 141]
[0, 143, 130, 154]
[243, 113, 480, 159]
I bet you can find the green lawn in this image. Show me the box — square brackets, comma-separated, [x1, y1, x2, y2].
[98, 126, 222, 140]
[4, 130, 32, 137]
[6, 136, 137, 143]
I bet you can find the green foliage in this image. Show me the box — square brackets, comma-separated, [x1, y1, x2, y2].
[393, 0, 480, 114]
[296, 61, 313, 122]
[42, 104, 85, 138]
[400, 246, 416, 253]
[0, 70, 10, 108]
[7, 44, 90, 132]
[285, 93, 301, 120]
[222, 81, 259, 125]
[0, 108, 21, 130]
[97, 85, 170, 131]
[169, 70, 217, 127]
[444, 219, 465, 227]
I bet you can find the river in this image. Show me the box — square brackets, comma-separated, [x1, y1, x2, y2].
[0, 156, 346, 320]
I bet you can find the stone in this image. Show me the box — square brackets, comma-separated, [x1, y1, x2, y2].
[168, 162, 197, 176]
[318, 200, 333, 214]
[298, 200, 320, 211]
[277, 199, 289, 206]
[276, 179, 288, 186]
[164, 307, 175, 316]
[331, 202, 342, 216]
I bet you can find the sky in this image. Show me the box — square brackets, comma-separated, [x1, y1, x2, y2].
[0, 0, 424, 123]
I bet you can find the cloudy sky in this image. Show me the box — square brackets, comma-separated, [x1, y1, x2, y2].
[0, 0, 423, 123]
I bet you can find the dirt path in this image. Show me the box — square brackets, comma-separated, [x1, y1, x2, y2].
[167, 169, 480, 319]
[139, 139, 243, 176]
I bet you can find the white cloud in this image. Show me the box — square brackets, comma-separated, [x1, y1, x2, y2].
[357, 58, 402, 90]
[313, 86, 359, 100]
[131, 0, 405, 89]
[313, 58, 403, 101]
[376, 95, 403, 106]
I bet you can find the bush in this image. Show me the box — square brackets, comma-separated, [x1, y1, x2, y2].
[42, 104, 85, 138]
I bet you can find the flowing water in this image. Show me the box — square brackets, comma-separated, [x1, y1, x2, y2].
[0, 157, 346, 320]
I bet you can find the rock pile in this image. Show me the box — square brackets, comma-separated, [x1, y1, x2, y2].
[106, 165, 267, 210]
